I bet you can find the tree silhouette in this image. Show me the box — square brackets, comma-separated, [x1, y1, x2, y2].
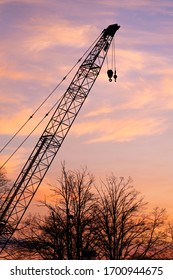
[94, 175, 172, 259]
[0, 168, 10, 208]
[0, 168, 14, 259]
[94, 175, 147, 259]
[5, 165, 173, 260]
[13, 163, 97, 259]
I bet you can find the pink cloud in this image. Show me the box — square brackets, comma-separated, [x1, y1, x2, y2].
[72, 117, 166, 143]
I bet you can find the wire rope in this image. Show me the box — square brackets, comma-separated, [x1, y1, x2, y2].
[113, 37, 116, 71]
[0, 93, 64, 170]
[0, 31, 103, 168]
[106, 51, 109, 71]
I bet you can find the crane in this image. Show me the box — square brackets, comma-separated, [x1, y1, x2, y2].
[0, 23, 120, 257]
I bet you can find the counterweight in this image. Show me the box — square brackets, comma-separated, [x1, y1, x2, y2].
[0, 24, 120, 255]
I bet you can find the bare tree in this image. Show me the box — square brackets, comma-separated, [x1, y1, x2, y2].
[10, 213, 65, 260]
[94, 174, 172, 259]
[9, 167, 173, 260]
[0, 168, 10, 207]
[168, 222, 173, 242]
[14, 164, 97, 259]
[0, 168, 14, 259]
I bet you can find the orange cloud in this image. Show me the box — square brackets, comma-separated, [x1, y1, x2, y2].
[85, 105, 114, 117]
[0, 66, 33, 80]
[0, 107, 48, 136]
[0, 0, 45, 4]
[72, 117, 166, 143]
[24, 21, 97, 52]
[159, 73, 173, 109]
[124, 69, 173, 111]
[0, 146, 29, 179]
[97, 0, 173, 14]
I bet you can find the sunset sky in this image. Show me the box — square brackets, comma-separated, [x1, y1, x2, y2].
[0, 0, 173, 218]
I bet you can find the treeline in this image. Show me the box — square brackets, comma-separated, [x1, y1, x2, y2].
[0, 164, 173, 259]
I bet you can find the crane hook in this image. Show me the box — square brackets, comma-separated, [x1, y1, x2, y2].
[107, 69, 113, 82]
[113, 70, 117, 82]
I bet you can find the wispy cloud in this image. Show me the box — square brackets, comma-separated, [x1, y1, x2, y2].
[96, 0, 173, 15]
[0, 146, 29, 179]
[85, 105, 114, 117]
[72, 117, 166, 143]
[0, 66, 34, 80]
[0, 0, 46, 4]
[24, 21, 96, 51]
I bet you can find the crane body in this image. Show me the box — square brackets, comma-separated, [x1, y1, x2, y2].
[0, 23, 120, 255]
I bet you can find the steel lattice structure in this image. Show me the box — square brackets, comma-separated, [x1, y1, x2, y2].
[0, 24, 120, 255]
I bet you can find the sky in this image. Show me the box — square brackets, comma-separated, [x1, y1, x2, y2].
[0, 0, 173, 218]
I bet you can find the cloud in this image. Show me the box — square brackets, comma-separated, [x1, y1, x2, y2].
[0, 66, 34, 80]
[0, 107, 47, 136]
[72, 117, 166, 143]
[85, 105, 114, 117]
[0, 11, 99, 86]
[157, 74, 173, 110]
[23, 21, 97, 52]
[0, 145, 29, 179]
[121, 69, 173, 111]
[0, 0, 45, 4]
[96, 0, 173, 15]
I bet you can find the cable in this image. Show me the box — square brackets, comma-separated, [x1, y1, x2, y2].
[0, 31, 102, 155]
[113, 37, 116, 71]
[0, 117, 33, 154]
[0, 65, 75, 155]
[0, 29, 104, 169]
[106, 52, 109, 71]
[111, 36, 116, 71]
[0, 93, 64, 170]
